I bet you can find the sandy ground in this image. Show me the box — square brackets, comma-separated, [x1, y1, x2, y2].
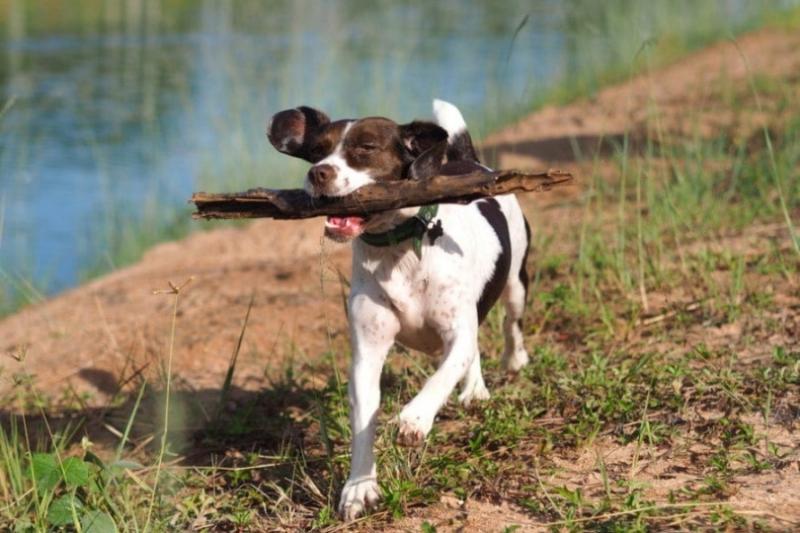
[2, 216, 352, 401]
[1, 27, 799, 531]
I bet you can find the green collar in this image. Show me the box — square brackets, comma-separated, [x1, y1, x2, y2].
[359, 204, 439, 258]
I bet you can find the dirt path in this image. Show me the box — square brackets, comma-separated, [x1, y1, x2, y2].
[2, 28, 799, 408]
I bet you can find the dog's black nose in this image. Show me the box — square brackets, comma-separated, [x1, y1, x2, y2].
[308, 164, 336, 187]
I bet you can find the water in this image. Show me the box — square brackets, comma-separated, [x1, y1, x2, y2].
[0, 0, 795, 306]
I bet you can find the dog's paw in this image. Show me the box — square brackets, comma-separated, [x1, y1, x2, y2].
[503, 348, 529, 373]
[338, 477, 381, 521]
[396, 421, 426, 447]
[458, 382, 490, 406]
[393, 413, 431, 447]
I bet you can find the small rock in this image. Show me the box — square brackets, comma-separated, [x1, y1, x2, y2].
[440, 493, 464, 509]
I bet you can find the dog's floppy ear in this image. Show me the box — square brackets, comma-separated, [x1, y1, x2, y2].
[400, 121, 448, 179]
[267, 106, 330, 161]
[407, 141, 447, 180]
[399, 121, 448, 158]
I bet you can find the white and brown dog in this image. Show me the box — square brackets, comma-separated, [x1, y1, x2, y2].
[268, 100, 531, 520]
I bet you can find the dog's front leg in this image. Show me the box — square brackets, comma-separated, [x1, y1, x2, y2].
[338, 292, 398, 521]
[395, 313, 478, 446]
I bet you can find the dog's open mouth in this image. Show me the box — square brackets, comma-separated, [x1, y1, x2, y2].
[324, 216, 367, 241]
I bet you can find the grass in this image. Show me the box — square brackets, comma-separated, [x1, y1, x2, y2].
[2, 6, 800, 533]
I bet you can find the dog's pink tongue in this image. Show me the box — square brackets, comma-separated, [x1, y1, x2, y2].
[327, 216, 362, 228]
[325, 215, 366, 239]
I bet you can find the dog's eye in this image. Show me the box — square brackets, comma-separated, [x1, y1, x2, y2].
[357, 143, 378, 152]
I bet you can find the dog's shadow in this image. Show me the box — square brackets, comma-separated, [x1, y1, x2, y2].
[434, 233, 464, 256]
[1, 365, 344, 511]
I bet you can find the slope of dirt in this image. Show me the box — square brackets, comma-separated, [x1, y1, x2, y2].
[1, 218, 352, 403]
[481, 29, 800, 170]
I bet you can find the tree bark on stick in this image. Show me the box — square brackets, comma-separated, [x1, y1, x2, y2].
[191, 169, 573, 220]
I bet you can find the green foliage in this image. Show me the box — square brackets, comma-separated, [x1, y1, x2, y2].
[81, 510, 118, 533]
[381, 478, 430, 519]
[24, 450, 125, 530]
[421, 520, 437, 533]
[47, 494, 83, 526]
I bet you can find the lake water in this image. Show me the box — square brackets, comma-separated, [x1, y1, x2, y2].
[0, 0, 796, 307]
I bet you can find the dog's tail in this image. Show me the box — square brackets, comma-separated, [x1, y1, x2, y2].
[433, 99, 479, 163]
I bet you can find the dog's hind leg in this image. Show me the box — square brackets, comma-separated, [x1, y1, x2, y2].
[501, 218, 530, 372]
[458, 348, 490, 406]
[501, 275, 529, 372]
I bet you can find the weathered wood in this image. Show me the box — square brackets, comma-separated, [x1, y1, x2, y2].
[191, 169, 573, 220]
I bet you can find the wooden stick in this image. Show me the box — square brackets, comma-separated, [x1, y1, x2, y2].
[191, 169, 573, 220]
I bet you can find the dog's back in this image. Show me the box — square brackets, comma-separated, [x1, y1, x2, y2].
[431, 99, 531, 327]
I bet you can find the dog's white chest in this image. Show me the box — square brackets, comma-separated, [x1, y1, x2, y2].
[356, 247, 444, 352]
[374, 256, 427, 325]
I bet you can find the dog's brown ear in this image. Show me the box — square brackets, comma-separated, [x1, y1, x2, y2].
[399, 121, 448, 158]
[267, 106, 330, 161]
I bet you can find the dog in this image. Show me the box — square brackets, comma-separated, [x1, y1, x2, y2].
[267, 99, 531, 520]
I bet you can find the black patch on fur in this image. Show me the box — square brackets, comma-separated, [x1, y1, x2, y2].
[428, 219, 444, 244]
[407, 141, 447, 180]
[520, 216, 531, 301]
[438, 159, 488, 176]
[399, 121, 448, 157]
[476, 198, 511, 324]
[446, 130, 479, 163]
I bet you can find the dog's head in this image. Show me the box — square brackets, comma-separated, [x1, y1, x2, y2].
[267, 107, 447, 241]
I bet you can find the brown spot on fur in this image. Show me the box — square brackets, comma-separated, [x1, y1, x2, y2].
[342, 118, 409, 181]
[306, 119, 352, 162]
